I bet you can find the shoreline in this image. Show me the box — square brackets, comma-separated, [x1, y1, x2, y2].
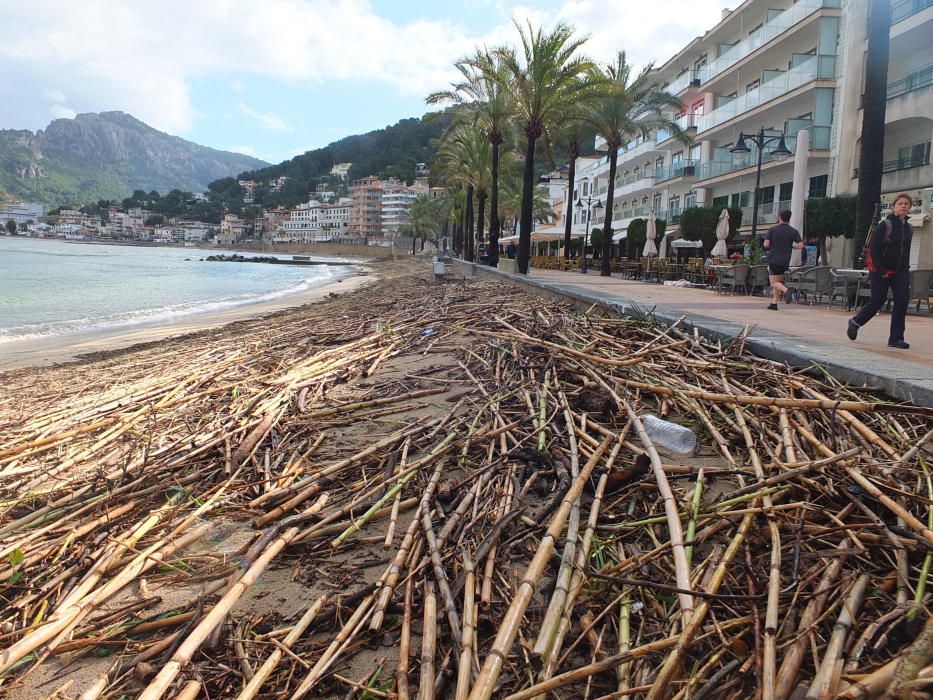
[0, 267, 374, 371]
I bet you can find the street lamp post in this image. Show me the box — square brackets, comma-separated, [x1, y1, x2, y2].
[575, 195, 603, 274]
[730, 128, 792, 239]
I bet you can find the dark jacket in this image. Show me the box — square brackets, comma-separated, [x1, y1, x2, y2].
[869, 213, 912, 274]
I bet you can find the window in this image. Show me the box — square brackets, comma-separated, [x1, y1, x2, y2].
[694, 53, 708, 71]
[779, 182, 793, 202]
[672, 150, 684, 164]
[653, 193, 663, 211]
[691, 99, 705, 117]
[746, 79, 760, 93]
[898, 141, 931, 168]
[684, 191, 697, 209]
[669, 195, 681, 212]
[712, 195, 729, 208]
[656, 157, 665, 171]
[747, 22, 762, 37]
[583, 182, 589, 196]
[808, 175, 828, 198]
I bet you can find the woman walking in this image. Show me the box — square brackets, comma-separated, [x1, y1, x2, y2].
[847, 193, 914, 349]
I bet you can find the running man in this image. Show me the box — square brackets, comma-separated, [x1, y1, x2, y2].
[763, 210, 803, 310]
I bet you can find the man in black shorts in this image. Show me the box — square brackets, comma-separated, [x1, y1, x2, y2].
[763, 210, 803, 310]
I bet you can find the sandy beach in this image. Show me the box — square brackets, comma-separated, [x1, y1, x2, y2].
[0, 266, 373, 370]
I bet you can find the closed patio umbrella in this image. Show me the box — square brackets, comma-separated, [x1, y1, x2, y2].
[711, 208, 730, 258]
[658, 232, 669, 259]
[643, 212, 658, 257]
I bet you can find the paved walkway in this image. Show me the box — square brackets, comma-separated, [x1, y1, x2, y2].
[457, 261, 933, 406]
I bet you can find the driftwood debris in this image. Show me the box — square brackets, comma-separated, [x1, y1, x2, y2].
[0, 264, 931, 699]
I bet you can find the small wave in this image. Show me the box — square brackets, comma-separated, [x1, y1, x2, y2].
[0, 271, 343, 343]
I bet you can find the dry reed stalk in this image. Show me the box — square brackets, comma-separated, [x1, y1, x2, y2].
[418, 579, 438, 700]
[235, 594, 328, 700]
[138, 526, 300, 700]
[467, 436, 616, 700]
[455, 556, 476, 700]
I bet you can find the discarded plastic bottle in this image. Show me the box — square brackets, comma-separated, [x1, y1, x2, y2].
[640, 415, 697, 456]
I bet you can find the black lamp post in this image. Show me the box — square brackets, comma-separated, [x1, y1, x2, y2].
[575, 195, 603, 274]
[730, 128, 792, 239]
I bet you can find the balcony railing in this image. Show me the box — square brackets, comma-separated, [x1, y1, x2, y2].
[888, 64, 933, 99]
[698, 0, 841, 84]
[740, 199, 793, 226]
[697, 56, 833, 132]
[655, 160, 698, 183]
[694, 127, 831, 181]
[853, 151, 931, 178]
[667, 69, 701, 95]
[892, 0, 932, 23]
[657, 114, 700, 144]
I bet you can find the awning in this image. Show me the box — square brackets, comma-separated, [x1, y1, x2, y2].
[671, 238, 702, 248]
[612, 231, 627, 242]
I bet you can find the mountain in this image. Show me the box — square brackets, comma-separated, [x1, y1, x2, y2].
[0, 111, 268, 205]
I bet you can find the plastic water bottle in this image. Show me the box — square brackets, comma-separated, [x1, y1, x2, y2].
[640, 415, 697, 456]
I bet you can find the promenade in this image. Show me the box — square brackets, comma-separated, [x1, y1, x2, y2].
[458, 261, 933, 406]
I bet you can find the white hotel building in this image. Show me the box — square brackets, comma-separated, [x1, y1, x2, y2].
[274, 198, 353, 243]
[569, 0, 933, 267]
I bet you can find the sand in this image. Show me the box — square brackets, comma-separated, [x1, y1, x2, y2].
[0, 268, 374, 371]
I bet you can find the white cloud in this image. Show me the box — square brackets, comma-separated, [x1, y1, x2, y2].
[238, 102, 293, 132]
[0, 0, 730, 136]
[49, 104, 76, 119]
[42, 88, 66, 102]
[229, 145, 256, 155]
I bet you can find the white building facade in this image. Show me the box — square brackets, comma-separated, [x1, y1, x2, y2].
[0, 202, 44, 226]
[274, 199, 352, 243]
[567, 0, 932, 266]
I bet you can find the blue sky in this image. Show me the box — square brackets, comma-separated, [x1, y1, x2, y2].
[0, 0, 731, 165]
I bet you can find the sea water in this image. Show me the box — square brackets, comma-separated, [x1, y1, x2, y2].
[0, 237, 347, 343]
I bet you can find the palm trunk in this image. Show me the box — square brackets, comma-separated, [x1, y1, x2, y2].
[854, 0, 891, 264]
[600, 147, 619, 276]
[563, 146, 579, 261]
[465, 185, 475, 263]
[489, 140, 501, 267]
[517, 134, 537, 274]
[477, 191, 487, 258]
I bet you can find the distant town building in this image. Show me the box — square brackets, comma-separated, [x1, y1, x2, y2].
[0, 202, 44, 226]
[274, 199, 353, 243]
[415, 162, 429, 178]
[330, 162, 352, 180]
[57, 209, 101, 228]
[269, 176, 289, 193]
[218, 213, 246, 245]
[381, 178, 417, 240]
[349, 176, 384, 240]
[238, 180, 258, 204]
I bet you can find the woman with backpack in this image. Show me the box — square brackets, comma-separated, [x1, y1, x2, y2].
[847, 193, 914, 349]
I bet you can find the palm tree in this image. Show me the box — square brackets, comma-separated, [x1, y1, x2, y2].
[427, 50, 512, 267]
[552, 116, 593, 261]
[434, 124, 492, 262]
[407, 193, 441, 253]
[853, 0, 891, 263]
[499, 164, 555, 238]
[583, 52, 689, 276]
[498, 21, 594, 274]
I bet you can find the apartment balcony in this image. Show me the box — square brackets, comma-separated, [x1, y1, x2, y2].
[614, 171, 656, 197]
[697, 55, 835, 134]
[667, 69, 701, 96]
[694, 127, 831, 183]
[854, 152, 933, 191]
[698, 0, 841, 85]
[882, 65, 933, 124]
[892, 0, 933, 23]
[739, 199, 793, 228]
[657, 113, 700, 147]
[655, 160, 698, 184]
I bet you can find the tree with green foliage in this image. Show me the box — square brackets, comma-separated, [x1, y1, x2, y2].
[428, 49, 512, 267]
[583, 51, 689, 276]
[806, 195, 857, 264]
[435, 123, 492, 261]
[5, 220, 16, 235]
[624, 217, 667, 259]
[144, 214, 164, 226]
[497, 21, 594, 274]
[680, 206, 743, 255]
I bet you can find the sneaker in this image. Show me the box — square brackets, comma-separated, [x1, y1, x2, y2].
[847, 319, 859, 341]
[767, 303, 779, 311]
[888, 339, 910, 349]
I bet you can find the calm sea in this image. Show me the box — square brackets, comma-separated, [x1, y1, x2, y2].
[0, 237, 347, 342]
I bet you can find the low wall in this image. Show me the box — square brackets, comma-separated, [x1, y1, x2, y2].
[232, 242, 407, 259]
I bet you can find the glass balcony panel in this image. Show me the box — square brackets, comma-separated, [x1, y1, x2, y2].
[697, 57, 826, 132]
[817, 55, 837, 79]
[891, 0, 933, 23]
[699, 0, 840, 84]
[887, 64, 933, 99]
